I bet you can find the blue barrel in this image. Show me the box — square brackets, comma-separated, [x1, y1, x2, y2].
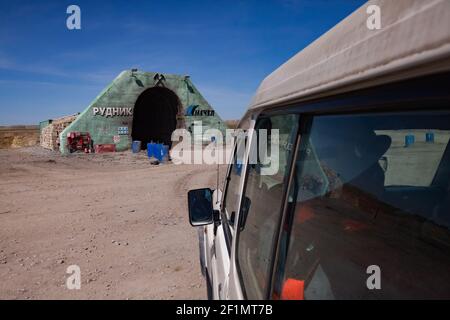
[155, 144, 161, 161]
[161, 145, 169, 162]
[152, 143, 157, 158]
[132, 141, 141, 153]
[147, 142, 154, 158]
[153, 143, 163, 161]
[152, 143, 158, 160]
[426, 132, 435, 143]
[405, 134, 415, 147]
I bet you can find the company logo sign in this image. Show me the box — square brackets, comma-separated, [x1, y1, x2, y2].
[185, 105, 215, 117]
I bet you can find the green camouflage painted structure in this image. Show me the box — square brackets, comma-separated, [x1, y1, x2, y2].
[59, 70, 228, 154]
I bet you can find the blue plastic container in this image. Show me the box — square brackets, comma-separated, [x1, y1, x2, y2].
[147, 142, 154, 158]
[156, 144, 163, 161]
[426, 132, 435, 143]
[151, 143, 157, 158]
[154, 144, 162, 161]
[161, 145, 169, 162]
[151, 143, 158, 160]
[132, 141, 141, 153]
[405, 134, 415, 147]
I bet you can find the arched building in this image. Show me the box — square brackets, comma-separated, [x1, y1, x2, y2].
[56, 70, 227, 154]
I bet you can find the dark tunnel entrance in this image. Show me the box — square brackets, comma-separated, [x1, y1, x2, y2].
[132, 87, 180, 149]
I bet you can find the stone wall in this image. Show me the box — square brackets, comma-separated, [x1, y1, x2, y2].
[40, 115, 78, 150]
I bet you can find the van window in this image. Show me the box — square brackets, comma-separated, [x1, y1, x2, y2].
[237, 114, 299, 299]
[223, 133, 247, 228]
[276, 111, 450, 299]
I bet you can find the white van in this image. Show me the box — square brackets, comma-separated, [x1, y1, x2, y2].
[187, 0, 450, 299]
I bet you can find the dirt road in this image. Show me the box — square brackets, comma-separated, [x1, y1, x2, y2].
[0, 147, 221, 299]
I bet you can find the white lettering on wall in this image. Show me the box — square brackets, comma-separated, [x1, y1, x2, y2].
[93, 107, 133, 117]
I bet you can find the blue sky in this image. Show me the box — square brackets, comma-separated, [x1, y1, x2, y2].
[0, 0, 366, 125]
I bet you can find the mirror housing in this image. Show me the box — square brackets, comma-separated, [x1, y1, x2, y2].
[187, 188, 214, 226]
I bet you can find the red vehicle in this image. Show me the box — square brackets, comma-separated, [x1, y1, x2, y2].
[67, 132, 93, 153]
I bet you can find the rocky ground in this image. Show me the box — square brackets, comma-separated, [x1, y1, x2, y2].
[0, 147, 224, 299]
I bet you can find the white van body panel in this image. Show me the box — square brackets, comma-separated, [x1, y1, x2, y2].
[248, 0, 450, 112]
[226, 119, 256, 300]
[202, 119, 256, 300]
[203, 189, 230, 299]
[196, 0, 450, 300]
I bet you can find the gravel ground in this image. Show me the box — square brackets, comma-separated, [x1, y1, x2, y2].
[0, 147, 223, 299]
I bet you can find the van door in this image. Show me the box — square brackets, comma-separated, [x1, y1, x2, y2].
[231, 114, 299, 299]
[273, 111, 450, 299]
[208, 134, 248, 299]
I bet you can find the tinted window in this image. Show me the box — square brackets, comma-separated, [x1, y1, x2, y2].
[277, 112, 450, 299]
[237, 114, 298, 299]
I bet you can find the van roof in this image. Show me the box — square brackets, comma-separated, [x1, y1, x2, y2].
[248, 0, 450, 112]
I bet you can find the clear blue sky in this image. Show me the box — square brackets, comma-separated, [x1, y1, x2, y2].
[0, 0, 366, 125]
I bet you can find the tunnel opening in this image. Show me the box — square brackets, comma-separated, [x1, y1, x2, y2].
[132, 87, 180, 149]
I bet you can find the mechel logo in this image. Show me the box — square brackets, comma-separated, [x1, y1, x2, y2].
[185, 105, 215, 116]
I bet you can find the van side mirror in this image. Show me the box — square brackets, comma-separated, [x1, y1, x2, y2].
[187, 188, 214, 226]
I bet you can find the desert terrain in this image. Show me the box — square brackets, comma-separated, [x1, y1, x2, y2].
[0, 126, 39, 149]
[0, 147, 223, 299]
